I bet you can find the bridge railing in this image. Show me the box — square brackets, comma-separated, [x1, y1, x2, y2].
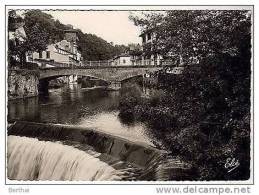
[32, 59, 82, 69]
[37, 59, 179, 69]
[83, 59, 178, 67]
[131, 60, 153, 66]
[84, 60, 113, 66]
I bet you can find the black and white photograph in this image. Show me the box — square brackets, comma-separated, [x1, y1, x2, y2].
[2, 3, 255, 192]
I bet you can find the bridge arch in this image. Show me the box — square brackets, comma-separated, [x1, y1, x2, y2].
[39, 70, 109, 83]
[38, 73, 110, 94]
[39, 74, 109, 83]
[38, 66, 164, 91]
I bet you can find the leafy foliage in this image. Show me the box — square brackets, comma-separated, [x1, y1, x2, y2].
[121, 10, 252, 180]
[130, 10, 251, 64]
[77, 31, 128, 61]
[24, 10, 71, 44]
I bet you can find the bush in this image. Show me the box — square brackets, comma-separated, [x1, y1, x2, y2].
[119, 55, 251, 180]
[118, 83, 143, 123]
[119, 50, 251, 181]
[120, 83, 142, 98]
[119, 85, 179, 137]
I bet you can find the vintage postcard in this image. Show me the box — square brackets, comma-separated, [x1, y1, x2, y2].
[1, 3, 255, 195]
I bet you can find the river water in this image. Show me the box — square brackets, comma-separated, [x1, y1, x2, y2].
[8, 84, 153, 145]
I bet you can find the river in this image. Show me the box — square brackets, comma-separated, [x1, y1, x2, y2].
[8, 84, 154, 145]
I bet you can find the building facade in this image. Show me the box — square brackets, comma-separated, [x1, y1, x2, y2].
[112, 54, 131, 66]
[139, 30, 163, 66]
[29, 29, 82, 68]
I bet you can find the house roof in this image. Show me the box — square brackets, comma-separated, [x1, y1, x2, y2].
[139, 28, 155, 37]
[54, 40, 81, 55]
[54, 45, 73, 55]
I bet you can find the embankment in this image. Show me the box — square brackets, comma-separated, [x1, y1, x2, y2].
[8, 69, 39, 100]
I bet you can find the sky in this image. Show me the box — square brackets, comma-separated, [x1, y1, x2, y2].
[44, 11, 143, 45]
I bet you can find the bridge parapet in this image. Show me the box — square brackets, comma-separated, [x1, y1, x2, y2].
[40, 65, 168, 70]
[39, 66, 165, 82]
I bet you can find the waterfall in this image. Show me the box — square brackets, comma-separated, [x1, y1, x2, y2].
[7, 136, 122, 181]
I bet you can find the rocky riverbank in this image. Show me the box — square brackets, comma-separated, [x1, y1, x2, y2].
[8, 69, 39, 100]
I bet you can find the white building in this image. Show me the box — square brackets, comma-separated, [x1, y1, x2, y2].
[112, 54, 131, 66]
[28, 29, 82, 67]
[139, 30, 163, 65]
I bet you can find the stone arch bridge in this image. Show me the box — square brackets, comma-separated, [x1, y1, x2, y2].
[39, 66, 165, 91]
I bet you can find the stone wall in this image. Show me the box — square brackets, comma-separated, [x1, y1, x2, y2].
[8, 69, 39, 100]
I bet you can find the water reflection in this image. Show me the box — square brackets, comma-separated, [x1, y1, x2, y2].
[8, 84, 153, 145]
[8, 97, 40, 122]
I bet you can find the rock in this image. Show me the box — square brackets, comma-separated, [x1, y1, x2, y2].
[8, 69, 39, 100]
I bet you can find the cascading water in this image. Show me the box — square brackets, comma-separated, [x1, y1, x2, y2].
[7, 136, 124, 181]
[7, 121, 193, 181]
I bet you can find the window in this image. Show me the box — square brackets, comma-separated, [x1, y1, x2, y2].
[39, 51, 42, 59]
[46, 51, 50, 59]
[123, 59, 126, 64]
[147, 33, 151, 40]
[142, 36, 146, 43]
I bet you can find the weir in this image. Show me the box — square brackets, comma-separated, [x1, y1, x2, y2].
[8, 135, 123, 181]
[7, 121, 193, 181]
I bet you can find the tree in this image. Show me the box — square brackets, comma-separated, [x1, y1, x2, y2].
[127, 10, 252, 180]
[8, 10, 27, 66]
[23, 10, 62, 54]
[24, 10, 65, 43]
[77, 30, 128, 61]
[8, 10, 55, 66]
[130, 10, 251, 65]
[128, 43, 142, 56]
